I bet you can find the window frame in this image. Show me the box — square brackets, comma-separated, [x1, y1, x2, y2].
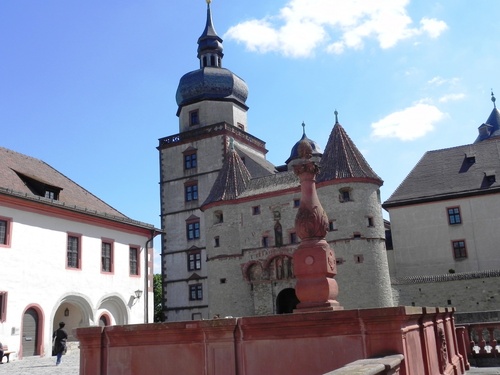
[189, 284, 203, 301]
[452, 240, 467, 259]
[447, 207, 462, 225]
[189, 109, 200, 126]
[188, 251, 202, 271]
[184, 152, 197, 170]
[184, 182, 198, 202]
[186, 220, 201, 240]
[129, 246, 140, 276]
[67, 233, 82, 270]
[252, 206, 261, 215]
[101, 239, 114, 274]
[262, 236, 269, 248]
[0, 216, 12, 248]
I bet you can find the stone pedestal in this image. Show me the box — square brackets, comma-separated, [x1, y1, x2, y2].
[292, 140, 342, 312]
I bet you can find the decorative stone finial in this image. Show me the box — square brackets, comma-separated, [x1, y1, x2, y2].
[492, 90, 496, 108]
[292, 142, 342, 313]
[334, 110, 339, 124]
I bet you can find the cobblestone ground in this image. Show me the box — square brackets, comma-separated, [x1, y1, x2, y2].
[2, 351, 500, 375]
[0, 351, 79, 375]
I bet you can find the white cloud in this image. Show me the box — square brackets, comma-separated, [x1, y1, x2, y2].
[439, 93, 465, 103]
[428, 76, 460, 86]
[370, 103, 446, 141]
[224, 0, 448, 57]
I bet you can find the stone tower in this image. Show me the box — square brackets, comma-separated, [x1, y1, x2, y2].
[158, 1, 271, 321]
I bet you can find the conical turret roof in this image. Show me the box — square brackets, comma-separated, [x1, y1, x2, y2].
[317, 117, 382, 184]
[202, 139, 252, 207]
[475, 92, 500, 143]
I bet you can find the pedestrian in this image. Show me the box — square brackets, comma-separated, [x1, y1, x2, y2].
[0, 341, 4, 364]
[52, 322, 68, 366]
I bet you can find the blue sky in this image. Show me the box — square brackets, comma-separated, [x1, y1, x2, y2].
[1, 1, 499, 272]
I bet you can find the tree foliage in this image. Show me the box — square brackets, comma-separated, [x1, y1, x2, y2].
[153, 273, 163, 322]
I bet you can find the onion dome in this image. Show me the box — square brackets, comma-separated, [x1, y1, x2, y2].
[285, 122, 323, 164]
[175, 1, 248, 114]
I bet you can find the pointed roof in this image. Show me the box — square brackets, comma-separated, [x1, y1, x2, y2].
[317, 118, 382, 184]
[475, 91, 500, 143]
[202, 139, 252, 206]
[197, 1, 224, 61]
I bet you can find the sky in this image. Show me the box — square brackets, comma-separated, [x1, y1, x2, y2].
[1, 1, 499, 273]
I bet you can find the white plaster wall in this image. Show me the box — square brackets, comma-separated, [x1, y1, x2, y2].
[387, 194, 500, 277]
[0, 204, 150, 358]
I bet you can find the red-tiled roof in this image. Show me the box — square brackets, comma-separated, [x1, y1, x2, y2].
[317, 123, 382, 183]
[0, 146, 127, 219]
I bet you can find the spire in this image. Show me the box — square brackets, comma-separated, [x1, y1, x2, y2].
[334, 110, 339, 124]
[202, 139, 251, 206]
[492, 90, 496, 109]
[197, 0, 224, 68]
[318, 122, 382, 183]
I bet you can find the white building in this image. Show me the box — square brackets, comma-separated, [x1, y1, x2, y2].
[383, 94, 500, 312]
[0, 147, 159, 360]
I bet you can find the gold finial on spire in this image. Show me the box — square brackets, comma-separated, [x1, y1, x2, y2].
[206, 0, 211, 4]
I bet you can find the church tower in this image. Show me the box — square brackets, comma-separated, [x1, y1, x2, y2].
[158, 1, 269, 321]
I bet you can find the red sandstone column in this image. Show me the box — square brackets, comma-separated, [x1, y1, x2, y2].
[292, 140, 342, 312]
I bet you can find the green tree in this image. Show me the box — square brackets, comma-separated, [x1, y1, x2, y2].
[153, 274, 163, 322]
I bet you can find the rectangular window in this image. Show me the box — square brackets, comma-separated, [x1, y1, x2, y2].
[188, 252, 202, 271]
[262, 236, 269, 248]
[129, 247, 139, 276]
[187, 221, 200, 240]
[67, 235, 80, 269]
[341, 190, 351, 202]
[185, 184, 198, 201]
[329, 220, 337, 231]
[293, 199, 300, 208]
[0, 292, 7, 322]
[190, 110, 200, 126]
[452, 240, 467, 259]
[0, 219, 9, 246]
[189, 284, 203, 300]
[101, 241, 113, 273]
[290, 232, 298, 244]
[447, 207, 462, 225]
[184, 153, 197, 170]
[367, 217, 374, 227]
[252, 206, 261, 215]
[214, 236, 220, 247]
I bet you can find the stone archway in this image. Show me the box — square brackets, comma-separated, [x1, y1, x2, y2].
[97, 294, 129, 326]
[55, 294, 94, 342]
[276, 288, 299, 314]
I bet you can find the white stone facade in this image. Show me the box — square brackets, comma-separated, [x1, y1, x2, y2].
[0, 200, 155, 359]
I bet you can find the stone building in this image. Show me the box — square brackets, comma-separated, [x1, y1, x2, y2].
[158, 2, 392, 321]
[0, 147, 159, 359]
[384, 93, 500, 312]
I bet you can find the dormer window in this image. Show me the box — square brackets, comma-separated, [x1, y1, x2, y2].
[14, 170, 62, 200]
[485, 170, 496, 184]
[465, 152, 476, 164]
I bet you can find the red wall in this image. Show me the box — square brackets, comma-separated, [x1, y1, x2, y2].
[76, 306, 465, 375]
